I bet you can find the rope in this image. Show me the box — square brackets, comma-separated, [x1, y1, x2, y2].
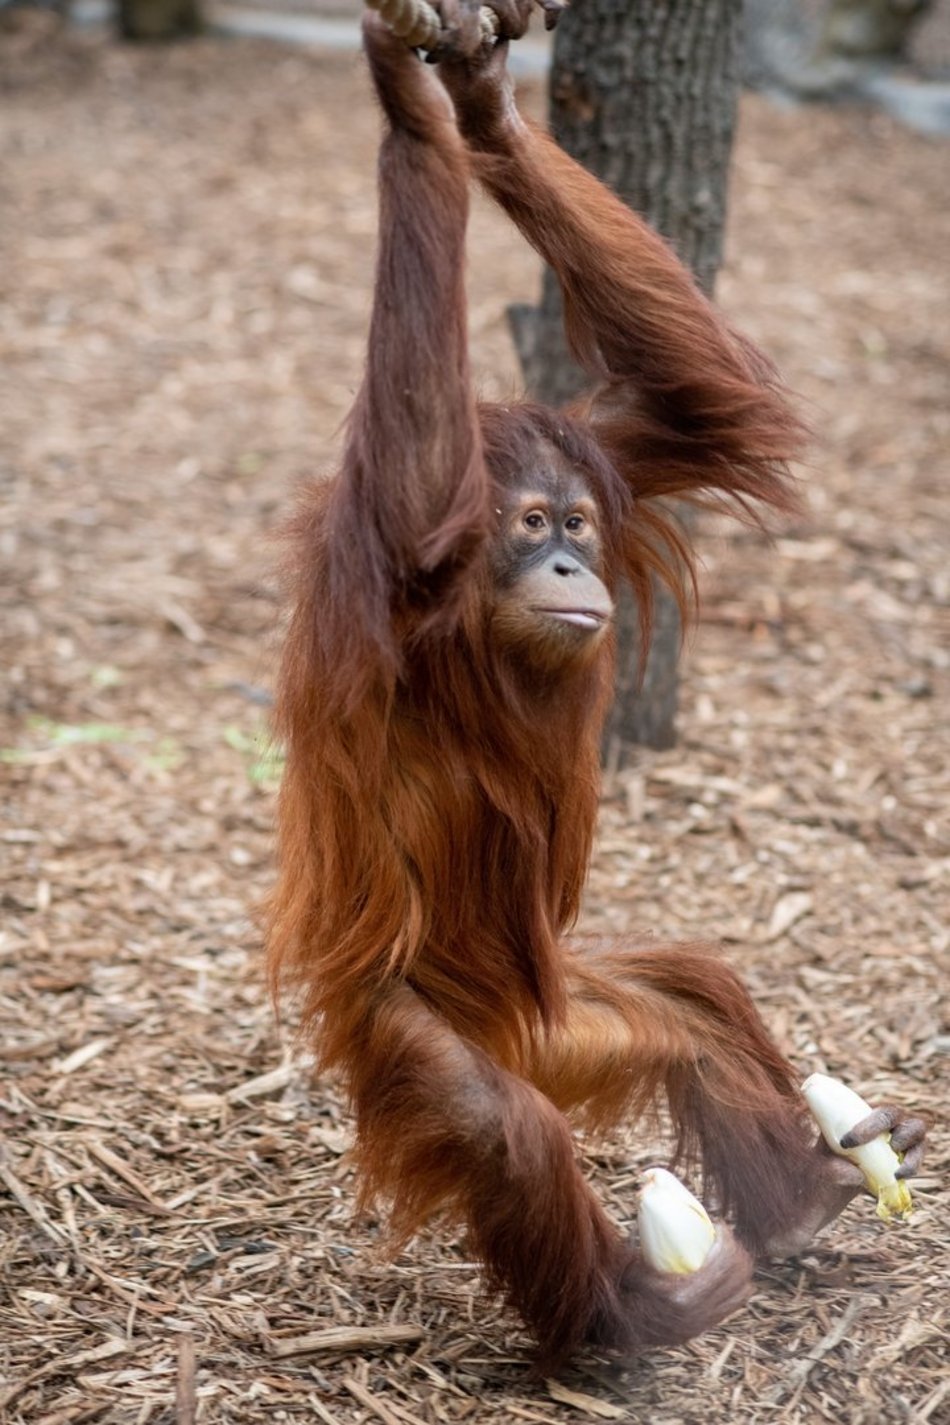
[364, 0, 498, 52]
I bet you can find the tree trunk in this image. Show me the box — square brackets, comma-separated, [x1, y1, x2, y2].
[510, 0, 743, 755]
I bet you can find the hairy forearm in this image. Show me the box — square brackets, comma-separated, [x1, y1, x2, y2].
[357, 127, 477, 515]
[449, 75, 802, 506]
[468, 112, 740, 389]
[340, 29, 488, 584]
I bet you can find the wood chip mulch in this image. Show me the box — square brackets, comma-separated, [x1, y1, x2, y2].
[1, 18, 947, 1425]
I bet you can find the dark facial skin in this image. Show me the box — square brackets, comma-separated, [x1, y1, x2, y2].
[489, 459, 614, 668]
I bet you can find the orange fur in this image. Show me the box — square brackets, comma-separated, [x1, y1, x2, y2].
[268, 29, 816, 1366]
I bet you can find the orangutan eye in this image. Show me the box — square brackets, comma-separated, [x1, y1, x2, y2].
[522, 510, 548, 532]
[565, 513, 586, 534]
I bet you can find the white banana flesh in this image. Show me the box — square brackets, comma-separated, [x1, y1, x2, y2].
[801, 1072, 913, 1222]
[637, 1167, 716, 1274]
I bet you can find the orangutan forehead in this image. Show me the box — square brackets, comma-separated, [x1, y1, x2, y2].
[506, 485, 600, 522]
[503, 447, 596, 507]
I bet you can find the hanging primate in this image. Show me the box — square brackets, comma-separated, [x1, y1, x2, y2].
[268, 2, 926, 1367]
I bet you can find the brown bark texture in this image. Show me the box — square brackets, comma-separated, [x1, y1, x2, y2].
[511, 0, 743, 753]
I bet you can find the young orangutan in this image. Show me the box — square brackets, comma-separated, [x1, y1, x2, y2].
[268, 1, 926, 1367]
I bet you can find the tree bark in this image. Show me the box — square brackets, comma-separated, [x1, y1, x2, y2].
[510, 0, 743, 755]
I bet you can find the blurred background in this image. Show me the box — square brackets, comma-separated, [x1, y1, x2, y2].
[1, 3, 948, 1422]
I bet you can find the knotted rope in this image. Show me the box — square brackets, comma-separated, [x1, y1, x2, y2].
[364, 0, 498, 52]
